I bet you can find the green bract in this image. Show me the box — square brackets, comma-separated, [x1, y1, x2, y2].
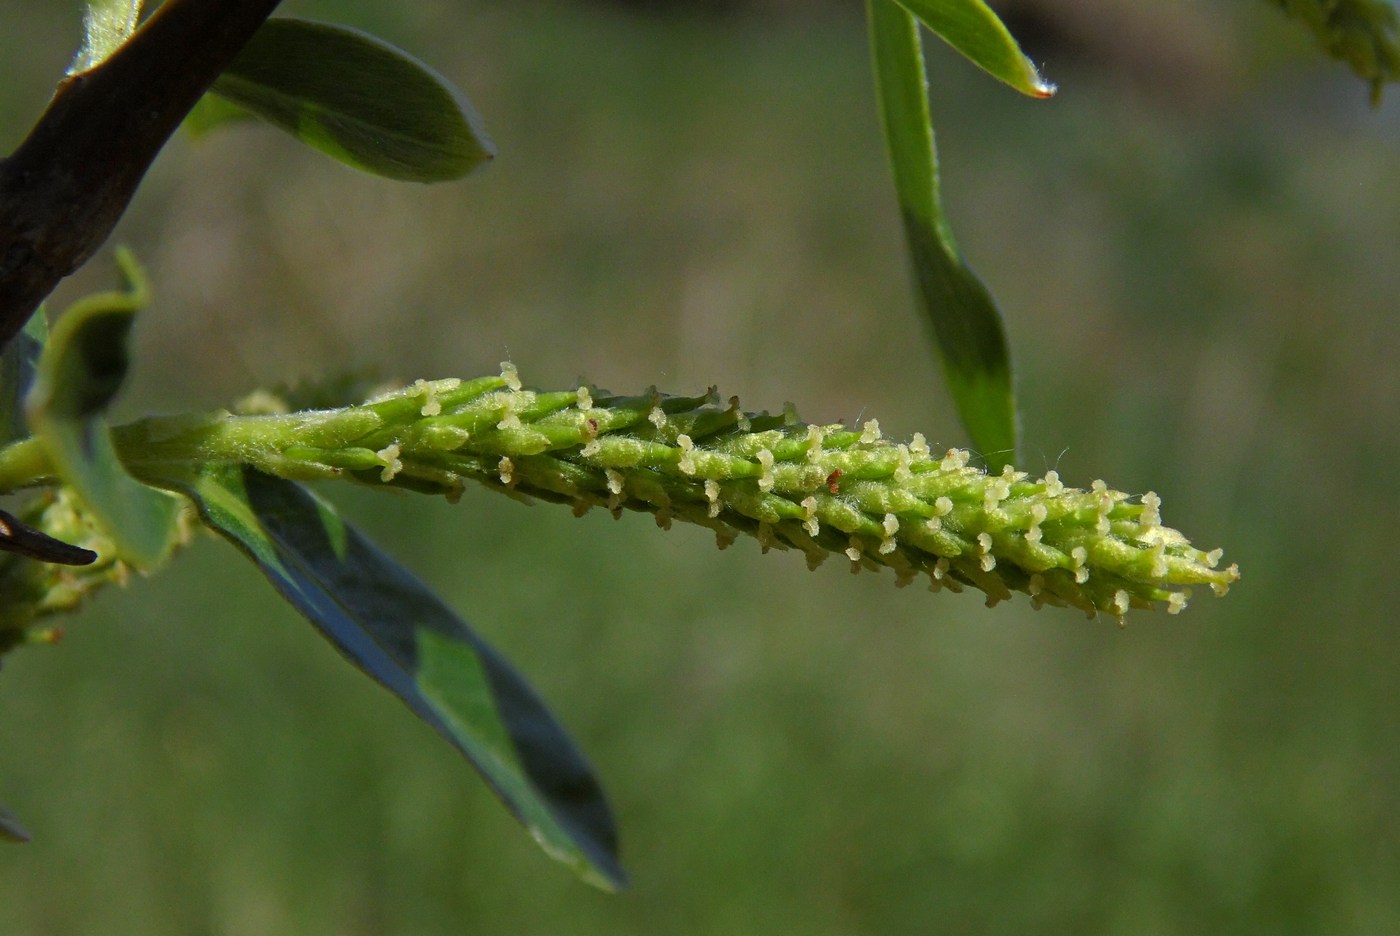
[71, 367, 1238, 622]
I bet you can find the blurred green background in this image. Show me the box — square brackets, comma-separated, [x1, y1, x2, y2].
[3, 0, 1398, 932]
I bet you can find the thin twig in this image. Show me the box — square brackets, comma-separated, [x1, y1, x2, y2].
[0, 0, 283, 350]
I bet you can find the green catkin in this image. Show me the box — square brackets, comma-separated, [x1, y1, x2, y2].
[180, 365, 1235, 621]
[0, 366, 1232, 631]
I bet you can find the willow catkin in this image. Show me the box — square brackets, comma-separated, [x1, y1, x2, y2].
[220, 365, 1237, 621]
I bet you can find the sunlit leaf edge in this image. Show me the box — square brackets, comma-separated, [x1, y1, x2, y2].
[897, 0, 1054, 97]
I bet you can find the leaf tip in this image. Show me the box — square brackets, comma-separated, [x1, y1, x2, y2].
[0, 806, 32, 844]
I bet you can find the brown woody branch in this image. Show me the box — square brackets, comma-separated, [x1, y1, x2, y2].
[0, 0, 283, 350]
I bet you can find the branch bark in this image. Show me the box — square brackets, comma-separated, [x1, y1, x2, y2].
[0, 0, 283, 349]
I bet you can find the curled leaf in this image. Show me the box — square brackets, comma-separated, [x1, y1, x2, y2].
[25, 250, 180, 570]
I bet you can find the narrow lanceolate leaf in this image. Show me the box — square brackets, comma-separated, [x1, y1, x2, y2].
[868, 0, 1018, 471]
[24, 250, 179, 569]
[210, 18, 495, 182]
[897, 0, 1055, 97]
[68, 0, 145, 75]
[0, 803, 31, 843]
[163, 463, 623, 890]
[119, 370, 1239, 620]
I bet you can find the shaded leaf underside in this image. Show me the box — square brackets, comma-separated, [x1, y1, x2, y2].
[166, 463, 624, 890]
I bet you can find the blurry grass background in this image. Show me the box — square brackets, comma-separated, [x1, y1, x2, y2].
[2, 0, 1399, 932]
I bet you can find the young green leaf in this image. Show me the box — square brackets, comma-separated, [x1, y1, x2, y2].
[0, 802, 31, 843]
[24, 251, 179, 570]
[896, 0, 1054, 97]
[210, 18, 495, 182]
[868, 0, 1018, 471]
[165, 463, 624, 890]
[68, 0, 145, 75]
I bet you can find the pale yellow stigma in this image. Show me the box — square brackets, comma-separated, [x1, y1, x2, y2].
[375, 443, 403, 482]
[705, 479, 722, 518]
[676, 434, 696, 475]
[756, 448, 776, 492]
[415, 379, 443, 417]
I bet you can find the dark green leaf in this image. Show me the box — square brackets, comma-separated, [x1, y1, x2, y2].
[211, 18, 495, 182]
[896, 0, 1054, 97]
[163, 463, 624, 890]
[0, 312, 47, 447]
[24, 250, 179, 569]
[0, 802, 31, 843]
[68, 0, 145, 75]
[868, 0, 1018, 471]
